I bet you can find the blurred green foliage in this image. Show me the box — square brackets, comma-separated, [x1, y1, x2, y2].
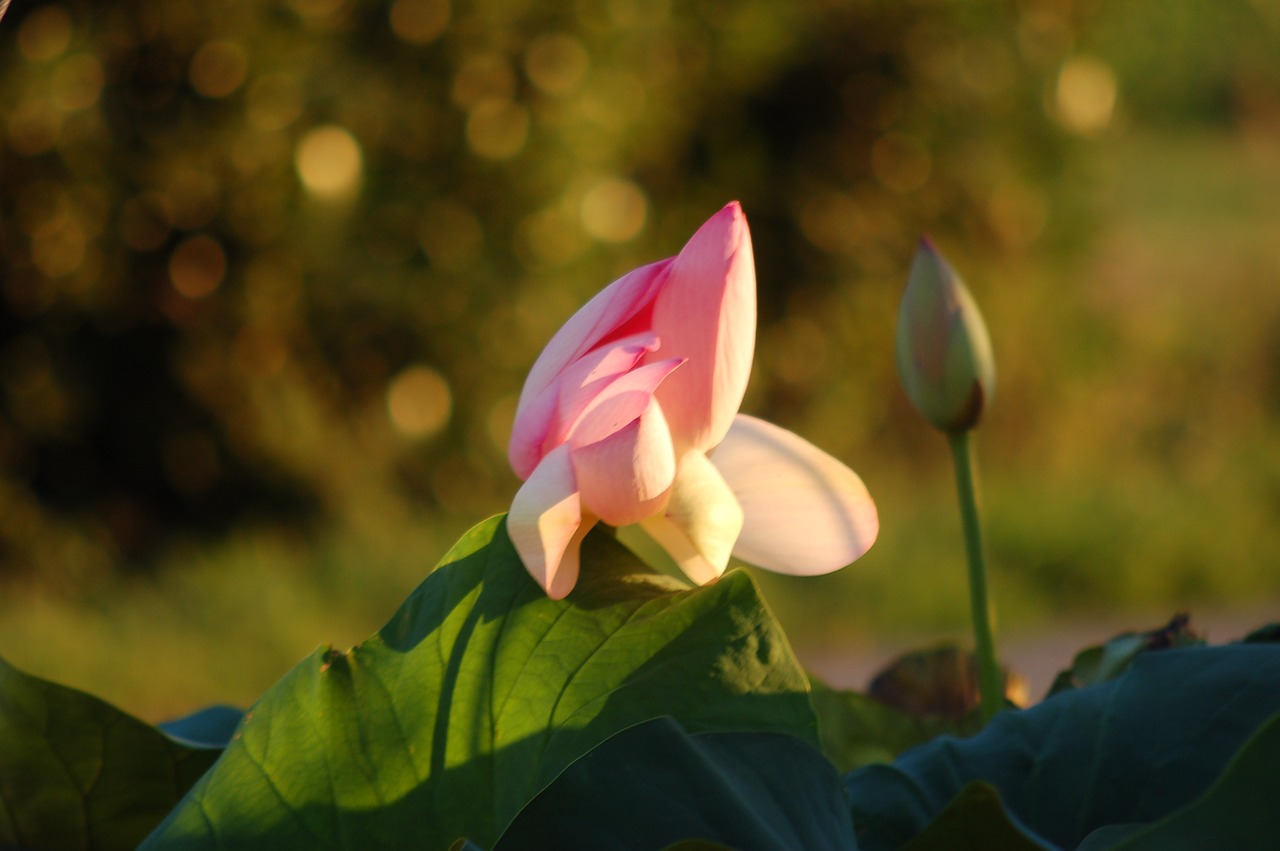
[4, 0, 1280, 716]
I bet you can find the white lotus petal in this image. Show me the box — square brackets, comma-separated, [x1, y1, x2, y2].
[711, 414, 878, 575]
[640, 450, 743, 585]
[507, 444, 596, 598]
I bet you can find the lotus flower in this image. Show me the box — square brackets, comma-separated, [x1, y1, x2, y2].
[507, 202, 878, 598]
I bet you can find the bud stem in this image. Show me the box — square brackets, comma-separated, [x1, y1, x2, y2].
[947, 430, 1003, 722]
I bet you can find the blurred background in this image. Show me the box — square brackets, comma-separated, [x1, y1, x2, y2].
[3, 0, 1280, 718]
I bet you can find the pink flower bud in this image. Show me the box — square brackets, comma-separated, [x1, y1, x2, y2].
[896, 238, 996, 432]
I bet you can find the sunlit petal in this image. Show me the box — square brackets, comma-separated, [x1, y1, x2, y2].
[571, 357, 683, 447]
[711, 414, 878, 575]
[649, 202, 756, 453]
[639, 450, 743, 585]
[572, 401, 675, 526]
[507, 444, 597, 598]
[509, 332, 659, 479]
[515, 258, 670, 425]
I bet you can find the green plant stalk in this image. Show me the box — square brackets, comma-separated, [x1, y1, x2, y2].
[948, 430, 1003, 722]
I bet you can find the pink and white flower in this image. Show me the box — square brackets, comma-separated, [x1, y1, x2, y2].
[507, 202, 878, 598]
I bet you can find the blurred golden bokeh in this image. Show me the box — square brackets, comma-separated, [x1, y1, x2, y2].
[189, 40, 249, 99]
[1055, 56, 1118, 136]
[389, 0, 451, 46]
[387, 364, 452, 439]
[295, 125, 363, 198]
[580, 177, 648, 243]
[169, 236, 227, 300]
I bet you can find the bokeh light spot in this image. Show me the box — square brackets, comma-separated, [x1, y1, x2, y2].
[189, 40, 249, 99]
[387, 365, 452, 439]
[871, 132, 932, 193]
[1055, 56, 1117, 136]
[119, 195, 171, 252]
[452, 53, 516, 108]
[51, 55, 104, 111]
[525, 33, 590, 96]
[18, 5, 72, 63]
[389, 0, 451, 45]
[169, 236, 227, 299]
[465, 99, 529, 160]
[295, 125, 363, 198]
[579, 177, 648, 243]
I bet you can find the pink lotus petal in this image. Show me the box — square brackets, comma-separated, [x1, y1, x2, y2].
[710, 414, 878, 575]
[572, 401, 676, 526]
[515, 259, 671, 429]
[571, 357, 683, 447]
[509, 332, 659, 479]
[507, 444, 597, 598]
[639, 450, 743, 585]
[552, 333, 659, 445]
[648, 202, 756, 453]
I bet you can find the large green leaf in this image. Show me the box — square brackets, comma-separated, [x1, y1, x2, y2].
[845, 645, 1280, 850]
[0, 655, 221, 851]
[494, 716, 856, 850]
[1078, 711, 1280, 851]
[143, 516, 817, 850]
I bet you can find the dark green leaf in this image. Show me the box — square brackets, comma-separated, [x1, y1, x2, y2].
[0, 655, 220, 851]
[1078, 711, 1280, 851]
[846, 645, 1280, 851]
[810, 678, 980, 773]
[899, 782, 1052, 851]
[1242, 623, 1280, 643]
[496, 717, 856, 851]
[143, 516, 817, 850]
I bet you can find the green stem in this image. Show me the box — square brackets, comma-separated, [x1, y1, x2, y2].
[948, 430, 1003, 722]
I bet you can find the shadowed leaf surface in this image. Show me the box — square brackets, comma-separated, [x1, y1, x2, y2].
[0, 655, 220, 851]
[846, 645, 1280, 850]
[496, 716, 856, 851]
[899, 782, 1051, 851]
[1077, 711, 1280, 851]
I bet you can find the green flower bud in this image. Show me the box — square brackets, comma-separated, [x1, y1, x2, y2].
[895, 238, 995, 432]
